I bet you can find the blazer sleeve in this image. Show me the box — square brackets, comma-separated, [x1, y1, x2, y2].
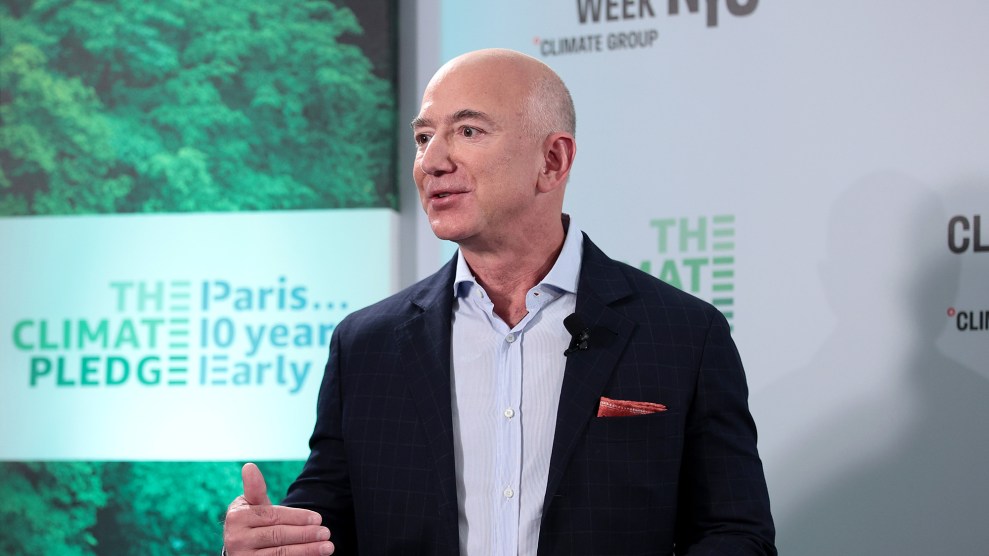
[281, 323, 359, 554]
[673, 309, 777, 555]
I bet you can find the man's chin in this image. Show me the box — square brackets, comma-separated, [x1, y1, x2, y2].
[432, 232, 467, 245]
[428, 222, 470, 244]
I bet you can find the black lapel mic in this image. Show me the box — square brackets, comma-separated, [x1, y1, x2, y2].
[563, 313, 591, 356]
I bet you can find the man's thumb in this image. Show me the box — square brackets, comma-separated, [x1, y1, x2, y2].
[241, 462, 272, 506]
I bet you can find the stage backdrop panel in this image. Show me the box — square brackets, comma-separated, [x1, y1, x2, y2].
[432, 1, 989, 554]
[0, 0, 398, 553]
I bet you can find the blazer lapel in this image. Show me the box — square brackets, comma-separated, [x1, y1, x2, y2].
[543, 235, 636, 511]
[394, 258, 461, 551]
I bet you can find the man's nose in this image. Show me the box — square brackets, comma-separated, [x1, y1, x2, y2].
[418, 135, 456, 176]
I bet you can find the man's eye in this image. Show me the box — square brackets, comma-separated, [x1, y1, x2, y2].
[415, 134, 430, 145]
[462, 126, 477, 138]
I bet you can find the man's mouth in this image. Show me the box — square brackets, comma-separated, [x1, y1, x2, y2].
[432, 190, 464, 199]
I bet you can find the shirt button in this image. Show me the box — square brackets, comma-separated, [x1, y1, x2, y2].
[505, 333, 516, 343]
[503, 487, 514, 498]
[503, 408, 515, 419]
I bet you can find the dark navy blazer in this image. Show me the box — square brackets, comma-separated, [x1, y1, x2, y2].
[283, 234, 776, 555]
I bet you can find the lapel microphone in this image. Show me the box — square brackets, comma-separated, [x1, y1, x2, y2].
[563, 313, 591, 356]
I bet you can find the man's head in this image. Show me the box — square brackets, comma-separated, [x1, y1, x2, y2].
[411, 49, 577, 250]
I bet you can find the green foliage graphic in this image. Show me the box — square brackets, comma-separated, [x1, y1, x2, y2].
[0, 460, 305, 555]
[0, 462, 107, 555]
[0, 0, 396, 214]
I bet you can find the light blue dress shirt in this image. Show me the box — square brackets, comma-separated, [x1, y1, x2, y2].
[450, 219, 584, 556]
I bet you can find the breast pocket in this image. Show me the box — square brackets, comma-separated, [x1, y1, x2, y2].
[571, 411, 686, 524]
[585, 410, 683, 444]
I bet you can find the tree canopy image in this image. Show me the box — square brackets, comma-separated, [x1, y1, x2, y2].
[0, 0, 396, 215]
[0, 460, 305, 554]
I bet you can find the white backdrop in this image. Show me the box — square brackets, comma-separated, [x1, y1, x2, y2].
[410, 1, 989, 553]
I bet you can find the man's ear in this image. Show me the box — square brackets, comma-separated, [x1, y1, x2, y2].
[537, 132, 576, 193]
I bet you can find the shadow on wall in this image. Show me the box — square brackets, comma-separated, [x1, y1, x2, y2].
[755, 173, 989, 555]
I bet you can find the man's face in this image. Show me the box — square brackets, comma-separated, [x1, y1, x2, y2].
[412, 59, 544, 248]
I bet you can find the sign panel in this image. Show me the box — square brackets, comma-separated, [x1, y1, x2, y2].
[0, 209, 396, 460]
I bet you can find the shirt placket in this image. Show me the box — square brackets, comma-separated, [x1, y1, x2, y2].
[493, 321, 523, 556]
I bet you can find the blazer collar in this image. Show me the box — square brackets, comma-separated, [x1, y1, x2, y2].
[408, 253, 458, 313]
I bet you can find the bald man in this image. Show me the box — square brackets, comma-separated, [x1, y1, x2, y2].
[223, 49, 776, 556]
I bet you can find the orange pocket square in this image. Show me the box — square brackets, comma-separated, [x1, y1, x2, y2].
[597, 396, 668, 417]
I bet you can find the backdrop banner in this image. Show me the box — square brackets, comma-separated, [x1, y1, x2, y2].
[0, 1, 398, 552]
[435, 1, 989, 554]
[1, 209, 395, 461]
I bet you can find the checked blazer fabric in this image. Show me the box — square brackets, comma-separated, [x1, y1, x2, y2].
[281, 234, 776, 555]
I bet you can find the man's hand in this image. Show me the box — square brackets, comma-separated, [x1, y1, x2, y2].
[223, 463, 334, 555]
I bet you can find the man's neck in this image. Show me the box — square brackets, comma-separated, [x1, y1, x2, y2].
[460, 222, 566, 327]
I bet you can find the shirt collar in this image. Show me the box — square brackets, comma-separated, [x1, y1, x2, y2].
[453, 215, 584, 298]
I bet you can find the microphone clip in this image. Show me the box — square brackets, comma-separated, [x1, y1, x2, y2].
[563, 313, 591, 357]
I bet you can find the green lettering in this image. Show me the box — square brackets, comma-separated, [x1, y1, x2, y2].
[39, 321, 59, 350]
[681, 258, 709, 292]
[137, 356, 161, 385]
[56, 356, 75, 386]
[14, 320, 34, 350]
[78, 320, 108, 349]
[109, 281, 134, 311]
[141, 318, 164, 348]
[659, 259, 682, 289]
[114, 320, 139, 349]
[679, 217, 707, 251]
[30, 357, 52, 386]
[80, 356, 100, 386]
[107, 356, 129, 385]
[650, 218, 676, 254]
